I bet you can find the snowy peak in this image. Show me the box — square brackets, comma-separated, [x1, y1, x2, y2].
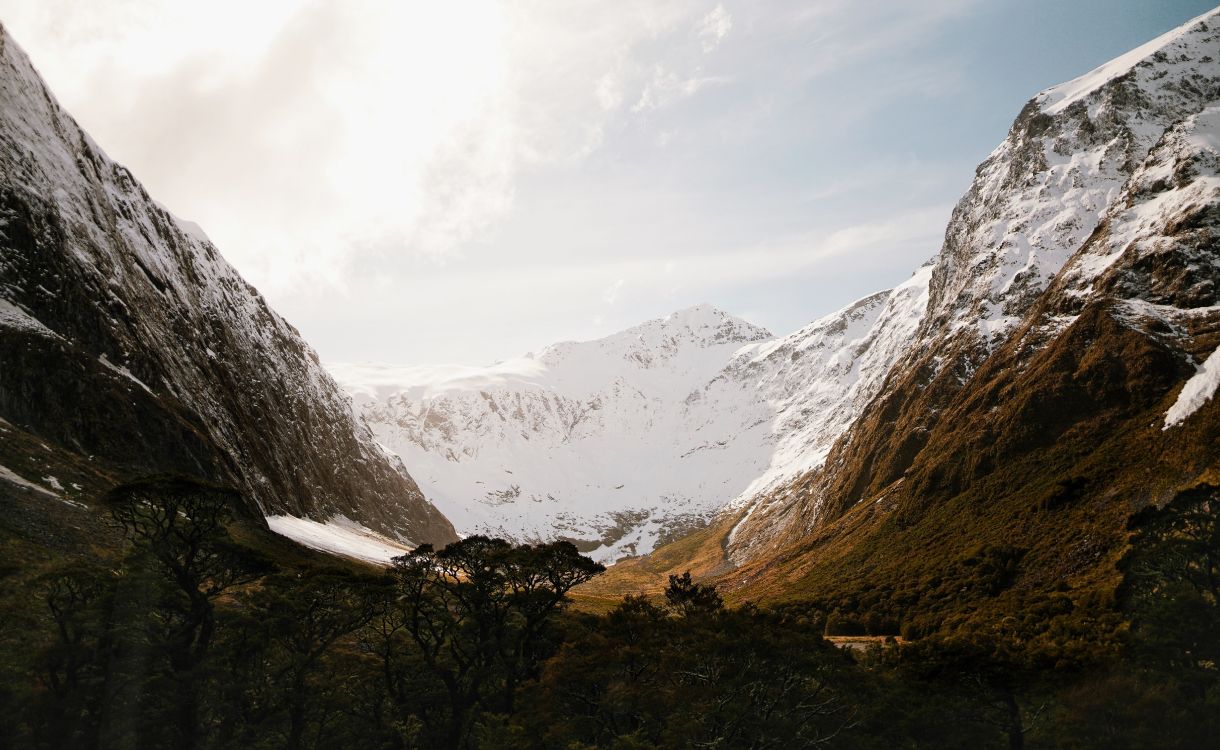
[536, 304, 770, 375]
[332, 290, 923, 562]
[1037, 7, 1220, 116]
[334, 305, 771, 407]
[655, 303, 771, 344]
[920, 8, 1220, 355]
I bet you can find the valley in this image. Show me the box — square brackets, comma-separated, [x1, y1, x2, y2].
[0, 5, 1218, 749]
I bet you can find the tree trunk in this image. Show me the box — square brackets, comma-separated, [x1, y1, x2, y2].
[1002, 691, 1024, 750]
[177, 672, 198, 750]
[287, 675, 308, 750]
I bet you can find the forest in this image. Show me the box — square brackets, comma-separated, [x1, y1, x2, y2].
[0, 476, 1217, 749]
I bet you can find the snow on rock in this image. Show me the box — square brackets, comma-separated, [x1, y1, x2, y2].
[332, 288, 930, 562]
[0, 462, 58, 497]
[0, 23, 456, 546]
[98, 354, 155, 394]
[1062, 105, 1220, 297]
[1037, 6, 1219, 115]
[0, 298, 59, 338]
[266, 515, 413, 565]
[1165, 347, 1220, 430]
[922, 7, 1220, 357]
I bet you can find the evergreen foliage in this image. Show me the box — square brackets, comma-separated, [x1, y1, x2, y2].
[0, 478, 1217, 748]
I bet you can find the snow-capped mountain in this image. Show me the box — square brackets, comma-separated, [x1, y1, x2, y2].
[333, 276, 930, 562]
[0, 24, 456, 547]
[339, 8, 1220, 569]
[722, 6, 1220, 565]
[332, 305, 772, 561]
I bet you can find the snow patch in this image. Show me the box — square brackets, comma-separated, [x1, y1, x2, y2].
[0, 463, 59, 497]
[1164, 347, 1220, 430]
[266, 514, 413, 564]
[98, 354, 154, 394]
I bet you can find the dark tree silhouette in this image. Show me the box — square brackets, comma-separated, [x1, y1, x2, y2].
[664, 571, 723, 617]
[380, 536, 603, 748]
[105, 476, 272, 747]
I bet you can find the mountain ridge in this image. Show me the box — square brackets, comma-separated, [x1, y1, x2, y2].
[0, 24, 456, 548]
[584, 7, 1220, 608]
[333, 272, 932, 561]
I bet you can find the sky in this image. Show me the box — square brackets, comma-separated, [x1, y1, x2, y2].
[0, 0, 1214, 364]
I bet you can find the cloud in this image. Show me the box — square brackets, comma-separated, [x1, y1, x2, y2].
[0, 0, 745, 295]
[595, 71, 624, 110]
[602, 278, 625, 304]
[697, 4, 733, 52]
[632, 66, 732, 112]
[0, 0, 989, 365]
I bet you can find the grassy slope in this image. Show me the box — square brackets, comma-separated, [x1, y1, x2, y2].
[579, 304, 1220, 635]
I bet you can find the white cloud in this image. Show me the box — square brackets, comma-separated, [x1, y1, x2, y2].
[0, 0, 747, 297]
[0, 1, 724, 293]
[0, 0, 990, 365]
[602, 278, 625, 304]
[595, 71, 624, 110]
[632, 66, 732, 112]
[697, 4, 733, 52]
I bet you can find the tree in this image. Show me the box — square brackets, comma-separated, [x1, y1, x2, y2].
[105, 476, 272, 747]
[1119, 484, 1220, 674]
[31, 562, 116, 749]
[250, 569, 384, 749]
[380, 536, 603, 748]
[896, 634, 1051, 750]
[521, 596, 859, 749]
[663, 572, 723, 618]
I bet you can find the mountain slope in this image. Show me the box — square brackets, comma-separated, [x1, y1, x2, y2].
[583, 9, 1220, 618]
[333, 305, 774, 561]
[0, 25, 456, 547]
[336, 263, 931, 562]
[723, 7, 1220, 563]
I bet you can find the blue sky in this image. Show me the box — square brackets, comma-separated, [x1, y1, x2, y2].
[1, 0, 1215, 363]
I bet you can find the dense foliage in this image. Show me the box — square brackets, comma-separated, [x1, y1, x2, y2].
[1, 478, 1217, 748]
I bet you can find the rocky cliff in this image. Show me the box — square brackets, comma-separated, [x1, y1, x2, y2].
[0, 25, 456, 547]
[720, 9, 1220, 563]
[585, 9, 1219, 605]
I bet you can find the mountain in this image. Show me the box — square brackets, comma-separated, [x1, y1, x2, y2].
[0, 25, 456, 549]
[334, 274, 930, 562]
[722, 6, 1220, 563]
[584, 8, 1220, 613]
[332, 305, 772, 561]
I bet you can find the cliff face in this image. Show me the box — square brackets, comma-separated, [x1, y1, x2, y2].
[719, 9, 1220, 567]
[0, 26, 456, 547]
[576, 11, 1220, 608]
